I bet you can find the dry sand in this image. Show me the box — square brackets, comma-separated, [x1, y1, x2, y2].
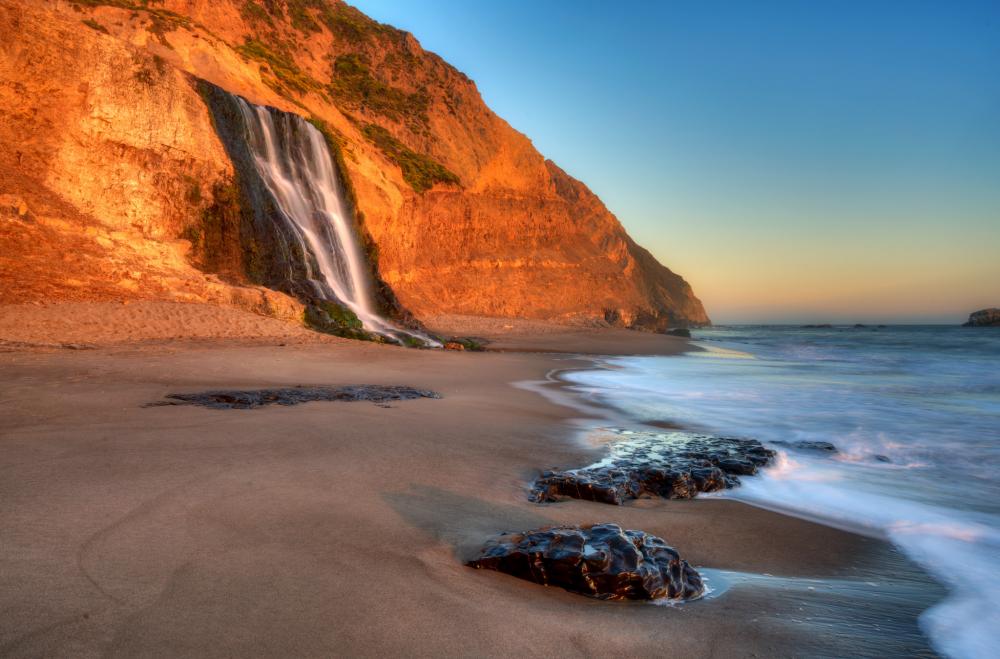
[0, 301, 327, 348]
[0, 303, 939, 657]
[425, 313, 697, 355]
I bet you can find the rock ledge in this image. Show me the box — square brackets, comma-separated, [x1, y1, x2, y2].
[532, 430, 775, 505]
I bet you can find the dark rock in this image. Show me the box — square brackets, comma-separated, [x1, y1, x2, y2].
[149, 385, 440, 409]
[962, 308, 1000, 327]
[443, 337, 488, 351]
[467, 523, 704, 601]
[304, 301, 381, 343]
[853, 324, 867, 328]
[531, 430, 775, 505]
[771, 440, 839, 453]
[801, 324, 833, 328]
[665, 328, 691, 338]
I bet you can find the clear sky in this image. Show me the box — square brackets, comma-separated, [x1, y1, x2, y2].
[353, 0, 1000, 324]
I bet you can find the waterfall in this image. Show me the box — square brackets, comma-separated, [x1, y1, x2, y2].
[230, 96, 438, 347]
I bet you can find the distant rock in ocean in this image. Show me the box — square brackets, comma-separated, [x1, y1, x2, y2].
[962, 308, 1000, 327]
[666, 328, 691, 337]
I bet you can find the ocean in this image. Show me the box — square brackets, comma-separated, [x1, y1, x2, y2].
[564, 325, 999, 659]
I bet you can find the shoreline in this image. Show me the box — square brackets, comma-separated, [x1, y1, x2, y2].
[544, 357, 899, 543]
[0, 303, 942, 656]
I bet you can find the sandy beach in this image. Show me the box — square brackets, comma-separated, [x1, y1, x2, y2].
[0, 303, 939, 657]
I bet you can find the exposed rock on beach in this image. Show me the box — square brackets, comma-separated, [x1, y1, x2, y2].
[467, 523, 704, 601]
[152, 385, 440, 409]
[532, 430, 775, 505]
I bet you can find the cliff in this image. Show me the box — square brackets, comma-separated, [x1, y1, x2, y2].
[0, 0, 709, 329]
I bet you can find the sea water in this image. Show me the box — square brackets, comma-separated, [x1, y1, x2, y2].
[564, 326, 1000, 659]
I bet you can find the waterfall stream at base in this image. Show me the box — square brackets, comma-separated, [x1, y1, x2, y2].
[233, 96, 438, 347]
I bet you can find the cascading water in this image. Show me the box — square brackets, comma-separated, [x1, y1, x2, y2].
[231, 95, 438, 347]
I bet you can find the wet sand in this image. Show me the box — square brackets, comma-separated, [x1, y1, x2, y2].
[0, 305, 940, 657]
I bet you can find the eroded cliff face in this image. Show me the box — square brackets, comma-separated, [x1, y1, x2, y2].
[0, 0, 709, 328]
[0, 0, 300, 319]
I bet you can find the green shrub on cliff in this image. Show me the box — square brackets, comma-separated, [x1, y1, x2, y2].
[328, 54, 428, 125]
[239, 1, 274, 27]
[361, 124, 459, 194]
[238, 1, 394, 42]
[313, 2, 394, 43]
[236, 38, 322, 97]
[71, 1, 189, 48]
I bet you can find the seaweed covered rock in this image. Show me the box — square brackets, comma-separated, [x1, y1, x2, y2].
[531, 430, 775, 505]
[151, 385, 440, 409]
[467, 523, 703, 601]
[442, 337, 488, 351]
[304, 300, 380, 342]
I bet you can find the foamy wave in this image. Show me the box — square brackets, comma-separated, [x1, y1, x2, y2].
[565, 326, 1000, 658]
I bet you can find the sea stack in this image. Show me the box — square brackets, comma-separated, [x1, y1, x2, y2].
[962, 309, 1000, 326]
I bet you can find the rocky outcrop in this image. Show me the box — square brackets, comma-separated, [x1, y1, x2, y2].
[467, 524, 704, 601]
[1, 0, 709, 329]
[962, 309, 1000, 327]
[151, 385, 440, 409]
[531, 430, 775, 505]
[0, 0, 302, 320]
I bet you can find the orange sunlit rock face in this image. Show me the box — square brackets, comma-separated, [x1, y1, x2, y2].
[0, 0, 708, 328]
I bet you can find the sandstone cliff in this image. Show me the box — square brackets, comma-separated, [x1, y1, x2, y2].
[0, 0, 709, 329]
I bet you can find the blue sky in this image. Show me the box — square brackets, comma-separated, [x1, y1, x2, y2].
[353, 0, 1000, 323]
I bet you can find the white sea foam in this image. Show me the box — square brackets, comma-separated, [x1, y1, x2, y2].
[565, 326, 1000, 658]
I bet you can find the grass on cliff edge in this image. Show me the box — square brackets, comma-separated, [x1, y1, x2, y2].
[241, 1, 398, 43]
[361, 124, 459, 194]
[70, 1, 191, 40]
[328, 54, 428, 127]
[236, 38, 323, 97]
